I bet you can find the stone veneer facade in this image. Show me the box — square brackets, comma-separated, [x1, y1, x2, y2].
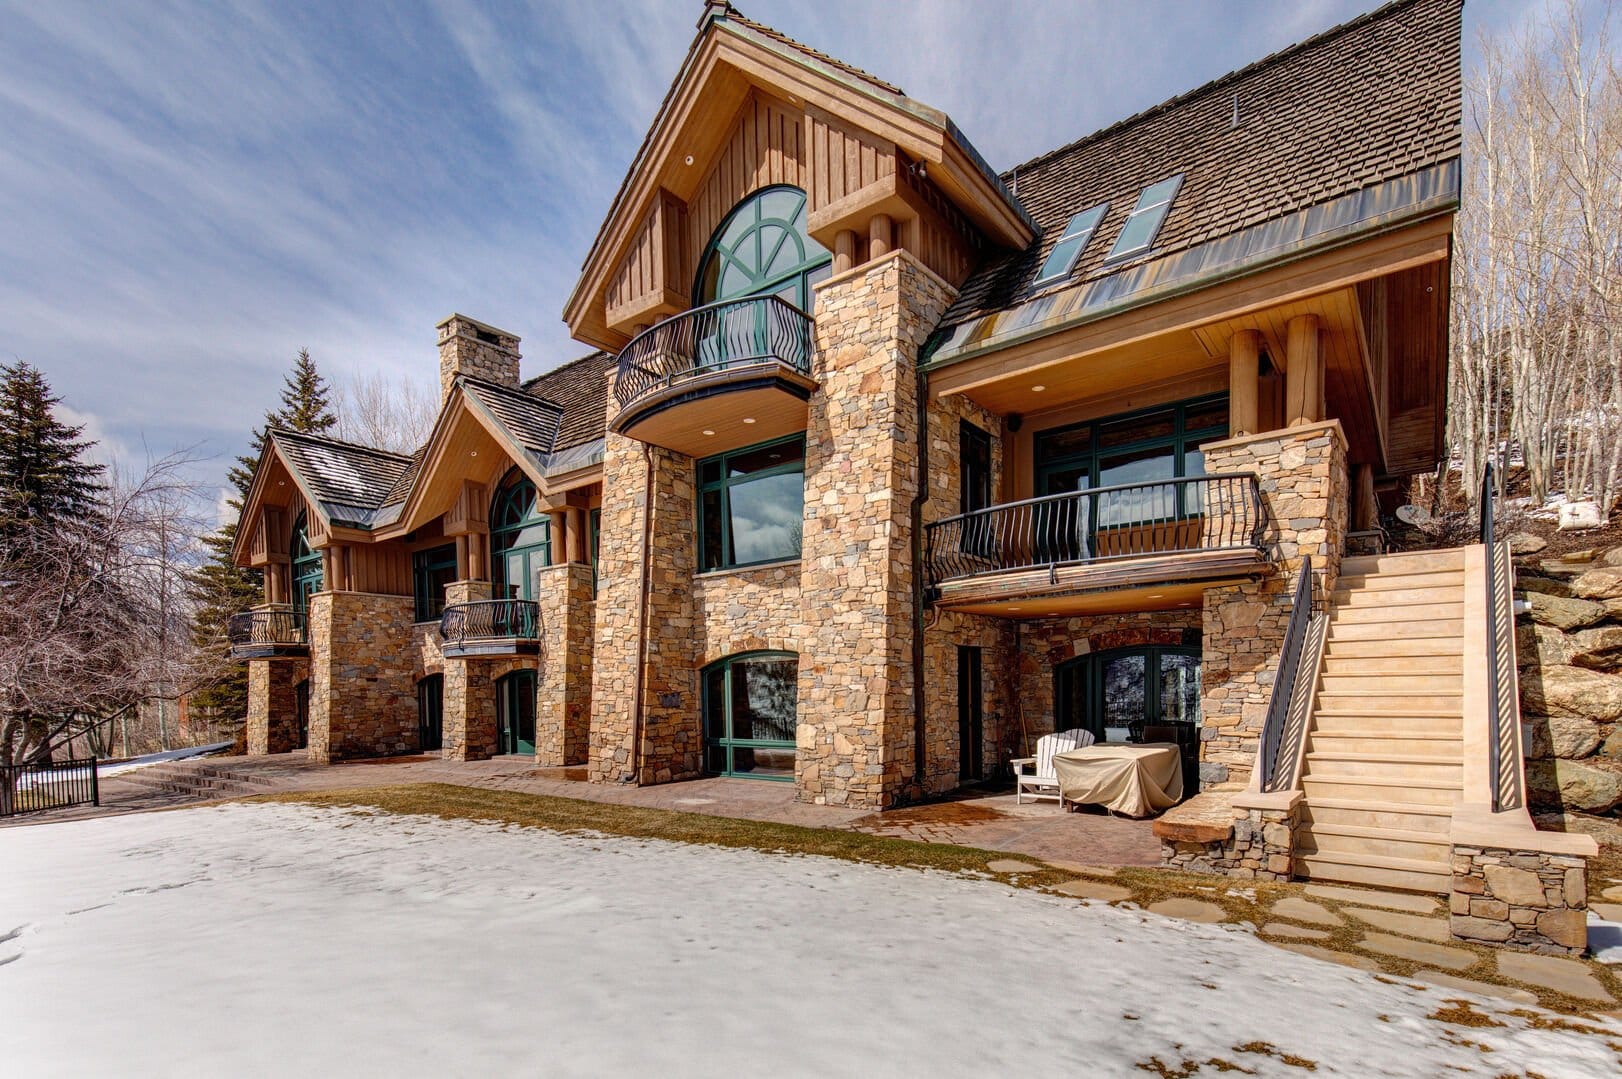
[534, 563, 595, 768]
[1449, 844, 1589, 954]
[306, 591, 419, 763]
[245, 656, 308, 755]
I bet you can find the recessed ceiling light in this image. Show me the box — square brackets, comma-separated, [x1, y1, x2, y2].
[1148, 593, 1163, 599]
[684, 155, 695, 166]
[1031, 384, 1046, 392]
[702, 429, 716, 436]
[742, 417, 756, 424]
[470, 450, 477, 457]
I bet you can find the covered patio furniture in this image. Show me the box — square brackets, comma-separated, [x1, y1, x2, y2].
[1052, 742, 1184, 817]
[1012, 727, 1096, 805]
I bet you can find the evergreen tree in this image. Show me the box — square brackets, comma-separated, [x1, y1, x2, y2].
[188, 349, 337, 730]
[0, 361, 106, 546]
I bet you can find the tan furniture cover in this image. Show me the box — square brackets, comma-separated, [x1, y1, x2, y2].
[1052, 743, 1184, 817]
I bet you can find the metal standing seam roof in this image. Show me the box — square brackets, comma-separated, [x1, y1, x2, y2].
[939, 0, 1463, 334]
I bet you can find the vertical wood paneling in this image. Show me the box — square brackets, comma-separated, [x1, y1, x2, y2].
[687, 94, 809, 264]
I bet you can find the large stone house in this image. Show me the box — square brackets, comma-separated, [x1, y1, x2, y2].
[230, 0, 1596, 950]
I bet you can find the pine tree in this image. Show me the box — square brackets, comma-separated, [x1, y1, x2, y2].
[188, 349, 338, 732]
[0, 361, 106, 547]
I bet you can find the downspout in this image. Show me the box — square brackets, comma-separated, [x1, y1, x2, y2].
[628, 442, 656, 784]
[910, 363, 930, 797]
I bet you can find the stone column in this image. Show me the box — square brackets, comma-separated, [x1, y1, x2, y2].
[442, 656, 500, 761]
[534, 563, 595, 766]
[588, 413, 700, 784]
[1198, 420, 1348, 787]
[306, 591, 417, 764]
[245, 658, 306, 755]
[796, 251, 957, 808]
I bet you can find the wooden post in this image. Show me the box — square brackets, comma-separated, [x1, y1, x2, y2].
[869, 214, 893, 260]
[568, 507, 586, 564]
[550, 511, 568, 566]
[1285, 314, 1323, 427]
[455, 534, 470, 580]
[833, 229, 857, 275]
[1229, 329, 1261, 437]
[1353, 463, 1378, 531]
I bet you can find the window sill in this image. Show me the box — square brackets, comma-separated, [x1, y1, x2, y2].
[695, 558, 802, 581]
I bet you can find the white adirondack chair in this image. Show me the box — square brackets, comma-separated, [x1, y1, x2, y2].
[1012, 727, 1096, 805]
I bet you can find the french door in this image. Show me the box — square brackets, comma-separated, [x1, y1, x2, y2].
[496, 670, 536, 756]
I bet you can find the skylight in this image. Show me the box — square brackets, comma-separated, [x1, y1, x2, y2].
[1107, 175, 1183, 261]
[1032, 203, 1108, 285]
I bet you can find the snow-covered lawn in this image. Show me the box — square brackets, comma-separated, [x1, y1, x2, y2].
[3, 804, 1618, 1077]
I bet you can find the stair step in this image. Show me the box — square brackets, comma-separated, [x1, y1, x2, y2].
[1292, 850, 1451, 894]
[1324, 619, 1463, 640]
[1332, 585, 1465, 608]
[1317, 677, 1462, 697]
[1330, 604, 1464, 625]
[1300, 798, 1454, 834]
[1302, 753, 1462, 782]
[1313, 692, 1463, 713]
[1334, 570, 1465, 592]
[1308, 730, 1463, 755]
[1322, 638, 1464, 659]
[1298, 823, 1453, 862]
[1341, 549, 1466, 576]
[1310, 713, 1463, 735]
[1300, 774, 1462, 806]
[1319, 659, 1462, 677]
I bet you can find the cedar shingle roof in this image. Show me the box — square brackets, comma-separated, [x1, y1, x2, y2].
[521, 351, 613, 451]
[941, 0, 1463, 329]
[269, 430, 414, 527]
[462, 376, 564, 455]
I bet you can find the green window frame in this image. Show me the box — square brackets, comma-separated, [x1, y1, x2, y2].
[696, 435, 806, 572]
[489, 469, 551, 601]
[290, 511, 323, 614]
[695, 185, 832, 313]
[416, 674, 443, 752]
[702, 651, 798, 781]
[412, 543, 457, 623]
[1034, 393, 1229, 500]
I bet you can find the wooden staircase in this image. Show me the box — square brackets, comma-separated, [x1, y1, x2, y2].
[1294, 548, 1466, 893]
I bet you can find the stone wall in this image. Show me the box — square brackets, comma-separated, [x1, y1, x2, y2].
[1512, 542, 1622, 815]
[1158, 798, 1299, 882]
[245, 657, 307, 755]
[534, 563, 595, 767]
[691, 561, 802, 664]
[796, 251, 955, 808]
[1450, 845, 1588, 955]
[443, 655, 532, 762]
[1200, 421, 1348, 787]
[306, 591, 419, 763]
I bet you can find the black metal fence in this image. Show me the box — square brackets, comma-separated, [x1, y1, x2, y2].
[228, 609, 307, 648]
[1, 756, 100, 818]
[439, 599, 540, 645]
[613, 295, 814, 409]
[924, 473, 1267, 588]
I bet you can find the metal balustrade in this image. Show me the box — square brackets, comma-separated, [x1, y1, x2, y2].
[923, 473, 1267, 589]
[438, 599, 540, 648]
[612, 295, 814, 410]
[227, 609, 307, 657]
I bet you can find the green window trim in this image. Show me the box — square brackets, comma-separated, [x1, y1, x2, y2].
[1035, 393, 1229, 497]
[290, 511, 323, 614]
[490, 468, 552, 601]
[702, 650, 798, 781]
[696, 434, 806, 572]
[412, 543, 457, 623]
[1054, 644, 1202, 739]
[695, 185, 831, 313]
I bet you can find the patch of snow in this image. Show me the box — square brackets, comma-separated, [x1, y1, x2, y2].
[2, 804, 1618, 1076]
[99, 742, 233, 778]
[1590, 914, 1622, 966]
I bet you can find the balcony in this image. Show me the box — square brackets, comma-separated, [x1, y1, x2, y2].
[924, 474, 1271, 617]
[228, 609, 307, 660]
[609, 296, 816, 457]
[438, 599, 541, 659]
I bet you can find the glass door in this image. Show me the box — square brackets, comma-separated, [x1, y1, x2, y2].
[702, 652, 798, 780]
[496, 670, 536, 756]
[1054, 644, 1202, 795]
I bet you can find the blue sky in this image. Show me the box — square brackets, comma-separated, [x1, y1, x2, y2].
[0, 0, 1543, 509]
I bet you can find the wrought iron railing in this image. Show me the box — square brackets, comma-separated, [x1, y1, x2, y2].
[1, 756, 99, 818]
[438, 599, 540, 646]
[612, 295, 814, 409]
[1479, 461, 1523, 812]
[923, 473, 1267, 588]
[228, 609, 307, 650]
[1260, 557, 1315, 792]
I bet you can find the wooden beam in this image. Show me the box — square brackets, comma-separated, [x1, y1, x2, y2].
[1229, 329, 1260, 437]
[1285, 314, 1323, 427]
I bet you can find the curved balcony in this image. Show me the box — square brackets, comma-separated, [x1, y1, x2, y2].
[610, 295, 816, 457]
[228, 609, 307, 660]
[438, 599, 541, 659]
[924, 473, 1272, 617]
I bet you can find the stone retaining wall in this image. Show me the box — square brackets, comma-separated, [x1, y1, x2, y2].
[1450, 845, 1588, 955]
[1157, 796, 1298, 882]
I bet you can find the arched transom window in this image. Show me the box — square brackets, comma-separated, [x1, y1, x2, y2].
[695, 185, 831, 312]
[490, 468, 551, 601]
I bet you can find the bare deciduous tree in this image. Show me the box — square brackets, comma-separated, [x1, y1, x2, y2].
[334, 370, 436, 454]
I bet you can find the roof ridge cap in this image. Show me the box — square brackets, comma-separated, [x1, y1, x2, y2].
[268, 427, 414, 461]
[1001, 0, 1425, 181]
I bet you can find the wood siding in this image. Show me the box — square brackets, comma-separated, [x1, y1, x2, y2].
[805, 106, 893, 215]
[689, 94, 807, 266]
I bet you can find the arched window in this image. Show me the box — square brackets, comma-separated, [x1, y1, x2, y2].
[290, 511, 322, 613]
[701, 651, 798, 780]
[695, 186, 831, 312]
[490, 469, 551, 601]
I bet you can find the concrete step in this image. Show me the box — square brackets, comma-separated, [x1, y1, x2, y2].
[1292, 849, 1451, 894]
[1323, 619, 1463, 641]
[1297, 822, 1454, 863]
[1332, 584, 1468, 608]
[1313, 691, 1463, 713]
[1341, 549, 1466, 576]
[1317, 673, 1462, 695]
[1300, 774, 1463, 806]
[1302, 751, 1462, 783]
[1307, 729, 1464, 756]
[1333, 570, 1465, 593]
[1300, 797, 1454, 835]
[1330, 603, 1464, 626]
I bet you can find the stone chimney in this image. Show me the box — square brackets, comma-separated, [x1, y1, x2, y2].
[437, 314, 521, 401]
